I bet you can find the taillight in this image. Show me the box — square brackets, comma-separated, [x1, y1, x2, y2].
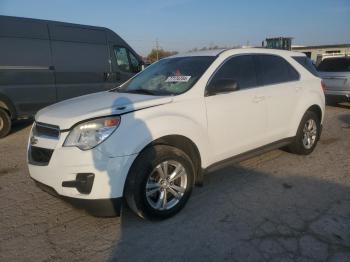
[321, 80, 326, 92]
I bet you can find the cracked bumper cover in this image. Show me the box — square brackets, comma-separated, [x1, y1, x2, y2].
[33, 179, 123, 217]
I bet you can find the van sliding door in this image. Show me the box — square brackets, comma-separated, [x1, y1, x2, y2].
[49, 24, 111, 101]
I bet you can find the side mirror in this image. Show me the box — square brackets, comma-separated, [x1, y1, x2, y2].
[131, 63, 142, 73]
[139, 61, 145, 71]
[206, 78, 239, 96]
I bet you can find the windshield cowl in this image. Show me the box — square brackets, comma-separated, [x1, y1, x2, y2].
[112, 88, 172, 96]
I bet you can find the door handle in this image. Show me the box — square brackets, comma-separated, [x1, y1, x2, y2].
[253, 95, 265, 103]
[103, 72, 110, 81]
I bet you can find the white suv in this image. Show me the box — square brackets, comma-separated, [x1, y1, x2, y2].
[27, 48, 325, 219]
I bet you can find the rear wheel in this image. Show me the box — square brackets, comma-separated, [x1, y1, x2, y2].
[287, 111, 320, 155]
[125, 145, 194, 220]
[0, 108, 11, 138]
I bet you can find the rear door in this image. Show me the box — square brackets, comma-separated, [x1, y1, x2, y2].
[204, 55, 268, 162]
[0, 17, 56, 117]
[49, 24, 111, 101]
[254, 54, 301, 142]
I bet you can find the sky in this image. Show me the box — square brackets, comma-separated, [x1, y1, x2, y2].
[1, 0, 349, 56]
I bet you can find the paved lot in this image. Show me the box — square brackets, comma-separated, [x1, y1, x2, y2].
[0, 105, 349, 262]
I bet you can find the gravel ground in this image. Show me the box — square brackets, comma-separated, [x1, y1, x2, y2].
[0, 105, 349, 262]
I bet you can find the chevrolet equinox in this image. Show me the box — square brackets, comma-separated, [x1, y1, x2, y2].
[27, 48, 325, 219]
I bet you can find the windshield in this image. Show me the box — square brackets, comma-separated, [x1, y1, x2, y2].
[114, 56, 216, 95]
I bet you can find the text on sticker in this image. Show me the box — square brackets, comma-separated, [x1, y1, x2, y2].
[165, 76, 191, 82]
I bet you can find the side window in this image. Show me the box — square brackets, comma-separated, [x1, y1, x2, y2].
[114, 47, 131, 72]
[255, 55, 299, 85]
[292, 56, 319, 77]
[129, 52, 140, 73]
[210, 55, 257, 90]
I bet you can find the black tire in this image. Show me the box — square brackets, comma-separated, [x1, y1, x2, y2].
[0, 108, 11, 138]
[287, 111, 321, 155]
[125, 145, 195, 220]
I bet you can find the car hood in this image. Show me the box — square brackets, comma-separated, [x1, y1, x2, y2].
[35, 91, 173, 130]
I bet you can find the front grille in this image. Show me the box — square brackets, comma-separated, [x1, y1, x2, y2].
[29, 146, 54, 165]
[34, 122, 60, 139]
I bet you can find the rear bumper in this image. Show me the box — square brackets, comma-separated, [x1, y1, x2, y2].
[324, 90, 350, 98]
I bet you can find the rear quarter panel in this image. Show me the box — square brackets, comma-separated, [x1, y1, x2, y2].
[287, 78, 325, 137]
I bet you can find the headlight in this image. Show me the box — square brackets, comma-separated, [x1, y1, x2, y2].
[63, 116, 121, 150]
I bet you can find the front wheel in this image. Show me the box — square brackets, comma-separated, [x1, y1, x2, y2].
[125, 145, 194, 220]
[287, 111, 321, 155]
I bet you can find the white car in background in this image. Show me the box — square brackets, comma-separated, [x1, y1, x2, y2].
[27, 48, 325, 219]
[317, 56, 350, 104]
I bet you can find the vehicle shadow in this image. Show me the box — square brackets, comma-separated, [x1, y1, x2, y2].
[327, 102, 350, 109]
[338, 114, 350, 123]
[106, 162, 350, 261]
[90, 94, 154, 216]
[9, 119, 33, 136]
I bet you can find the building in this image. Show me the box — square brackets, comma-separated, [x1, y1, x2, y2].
[264, 37, 293, 51]
[291, 44, 350, 64]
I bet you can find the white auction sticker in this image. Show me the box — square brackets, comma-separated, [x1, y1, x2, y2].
[165, 76, 191, 82]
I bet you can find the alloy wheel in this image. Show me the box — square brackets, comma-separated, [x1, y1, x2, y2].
[145, 160, 188, 210]
[302, 119, 317, 149]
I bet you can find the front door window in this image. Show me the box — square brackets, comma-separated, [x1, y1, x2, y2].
[114, 47, 131, 73]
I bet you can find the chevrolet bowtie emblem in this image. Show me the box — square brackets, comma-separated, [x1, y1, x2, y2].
[30, 136, 38, 145]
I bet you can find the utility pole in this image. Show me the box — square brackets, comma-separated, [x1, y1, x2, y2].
[156, 38, 159, 61]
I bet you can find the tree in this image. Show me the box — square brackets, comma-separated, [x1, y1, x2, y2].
[146, 48, 178, 63]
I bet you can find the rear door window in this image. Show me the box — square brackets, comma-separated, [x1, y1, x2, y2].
[293, 56, 319, 76]
[255, 54, 299, 85]
[317, 57, 350, 72]
[210, 55, 258, 90]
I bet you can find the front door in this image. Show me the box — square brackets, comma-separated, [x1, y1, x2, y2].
[108, 46, 142, 89]
[205, 55, 268, 163]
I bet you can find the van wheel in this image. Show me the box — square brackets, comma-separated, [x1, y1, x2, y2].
[0, 109, 11, 138]
[125, 145, 194, 220]
[287, 111, 320, 155]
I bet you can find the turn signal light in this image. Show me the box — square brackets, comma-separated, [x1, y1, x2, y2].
[105, 118, 120, 127]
